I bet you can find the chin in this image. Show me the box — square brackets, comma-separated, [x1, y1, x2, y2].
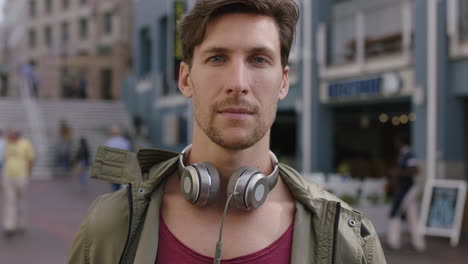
[204, 122, 268, 150]
[211, 132, 257, 151]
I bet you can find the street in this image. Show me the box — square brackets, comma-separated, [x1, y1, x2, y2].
[0, 175, 467, 264]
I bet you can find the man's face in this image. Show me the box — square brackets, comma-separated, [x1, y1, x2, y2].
[178, 13, 289, 150]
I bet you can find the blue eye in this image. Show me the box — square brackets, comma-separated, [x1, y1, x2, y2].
[252, 57, 267, 64]
[208, 56, 224, 62]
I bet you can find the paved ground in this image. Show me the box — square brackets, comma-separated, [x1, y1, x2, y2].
[384, 234, 468, 264]
[0, 175, 467, 263]
[360, 206, 468, 263]
[0, 176, 110, 264]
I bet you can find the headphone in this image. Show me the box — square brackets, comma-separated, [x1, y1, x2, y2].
[178, 145, 279, 211]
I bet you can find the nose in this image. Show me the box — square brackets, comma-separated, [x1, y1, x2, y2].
[224, 59, 249, 96]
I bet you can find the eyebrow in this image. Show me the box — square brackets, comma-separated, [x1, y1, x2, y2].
[200, 46, 276, 57]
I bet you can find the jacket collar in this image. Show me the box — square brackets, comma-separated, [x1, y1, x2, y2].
[90, 146, 349, 217]
[90, 146, 179, 184]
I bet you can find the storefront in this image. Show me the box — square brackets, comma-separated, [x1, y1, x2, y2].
[321, 69, 415, 180]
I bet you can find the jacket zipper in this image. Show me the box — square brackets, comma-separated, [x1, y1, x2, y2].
[332, 202, 341, 264]
[119, 183, 134, 264]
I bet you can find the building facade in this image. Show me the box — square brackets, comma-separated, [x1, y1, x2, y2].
[123, 0, 468, 180]
[310, 0, 468, 184]
[122, 0, 468, 230]
[311, 0, 468, 231]
[1, 0, 133, 99]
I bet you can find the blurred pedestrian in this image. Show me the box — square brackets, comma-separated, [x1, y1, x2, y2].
[386, 134, 425, 251]
[74, 137, 90, 192]
[2, 128, 35, 238]
[104, 125, 131, 191]
[55, 120, 73, 176]
[19, 61, 39, 97]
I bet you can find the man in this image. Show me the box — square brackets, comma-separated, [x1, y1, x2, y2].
[68, 1, 386, 263]
[2, 128, 35, 238]
[387, 135, 425, 251]
[104, 124, 132, 191]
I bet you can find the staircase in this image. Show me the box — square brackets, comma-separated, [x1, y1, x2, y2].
[38, 99, 148, 179]
[0, 99, 31, 137]
[0, 98, 150, 180]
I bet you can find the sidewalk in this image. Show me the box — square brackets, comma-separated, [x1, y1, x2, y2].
[0, 176, 110, 264]
[360, 206, 468, 264]
[384, 234, 468, 264]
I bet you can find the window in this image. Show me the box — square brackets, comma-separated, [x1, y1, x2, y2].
[45, 0, 53, 14]
[79, 18, 88, 40]
[44, 25, 53, 48]
[103, 12, 113, 35]
[62, 0, 69, 10]
[140, 27, 152, 76]
[29, 0, 36, 18]
[61, 21, 69, 43]
[29, 29, 37, 48]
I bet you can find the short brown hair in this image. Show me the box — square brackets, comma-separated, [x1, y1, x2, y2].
[179, 0, 299, 68]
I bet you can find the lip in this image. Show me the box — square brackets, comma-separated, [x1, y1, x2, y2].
[218, 107, 254, 119]
[218, 107, 253, 114]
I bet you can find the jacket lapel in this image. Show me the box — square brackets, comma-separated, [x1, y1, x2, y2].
[133, 183, 165, 263]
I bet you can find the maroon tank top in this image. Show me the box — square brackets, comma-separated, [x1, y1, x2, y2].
[157, 216, 294, 264]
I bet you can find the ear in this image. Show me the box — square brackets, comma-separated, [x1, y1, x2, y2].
[178, 61, 193, 98]
[278, 66, 290, 100]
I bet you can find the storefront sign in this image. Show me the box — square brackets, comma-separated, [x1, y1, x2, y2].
[328, 77, 381, 98]
[322, 71, 409, 103]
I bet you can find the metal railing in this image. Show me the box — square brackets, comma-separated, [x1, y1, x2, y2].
[19, 77, 50, 179]
[328, 0, 412, 66]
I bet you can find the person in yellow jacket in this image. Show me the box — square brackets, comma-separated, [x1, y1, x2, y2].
[2, 128, 35, 238]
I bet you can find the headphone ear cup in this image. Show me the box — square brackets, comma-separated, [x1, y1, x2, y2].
[227, 167, 270, 210]
[244, 174, 270, 210]
[180, 162, 220, 207]
[180, 165, 201, 204]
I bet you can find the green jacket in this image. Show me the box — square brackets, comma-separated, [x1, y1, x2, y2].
[68, 146, 386, 264]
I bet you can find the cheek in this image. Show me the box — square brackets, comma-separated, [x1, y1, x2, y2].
[252, 75, 283, 99]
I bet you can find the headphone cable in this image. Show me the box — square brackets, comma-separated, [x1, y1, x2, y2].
[213, 192, 237, 264]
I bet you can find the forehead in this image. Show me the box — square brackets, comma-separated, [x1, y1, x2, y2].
[196, 13, 281, 55]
